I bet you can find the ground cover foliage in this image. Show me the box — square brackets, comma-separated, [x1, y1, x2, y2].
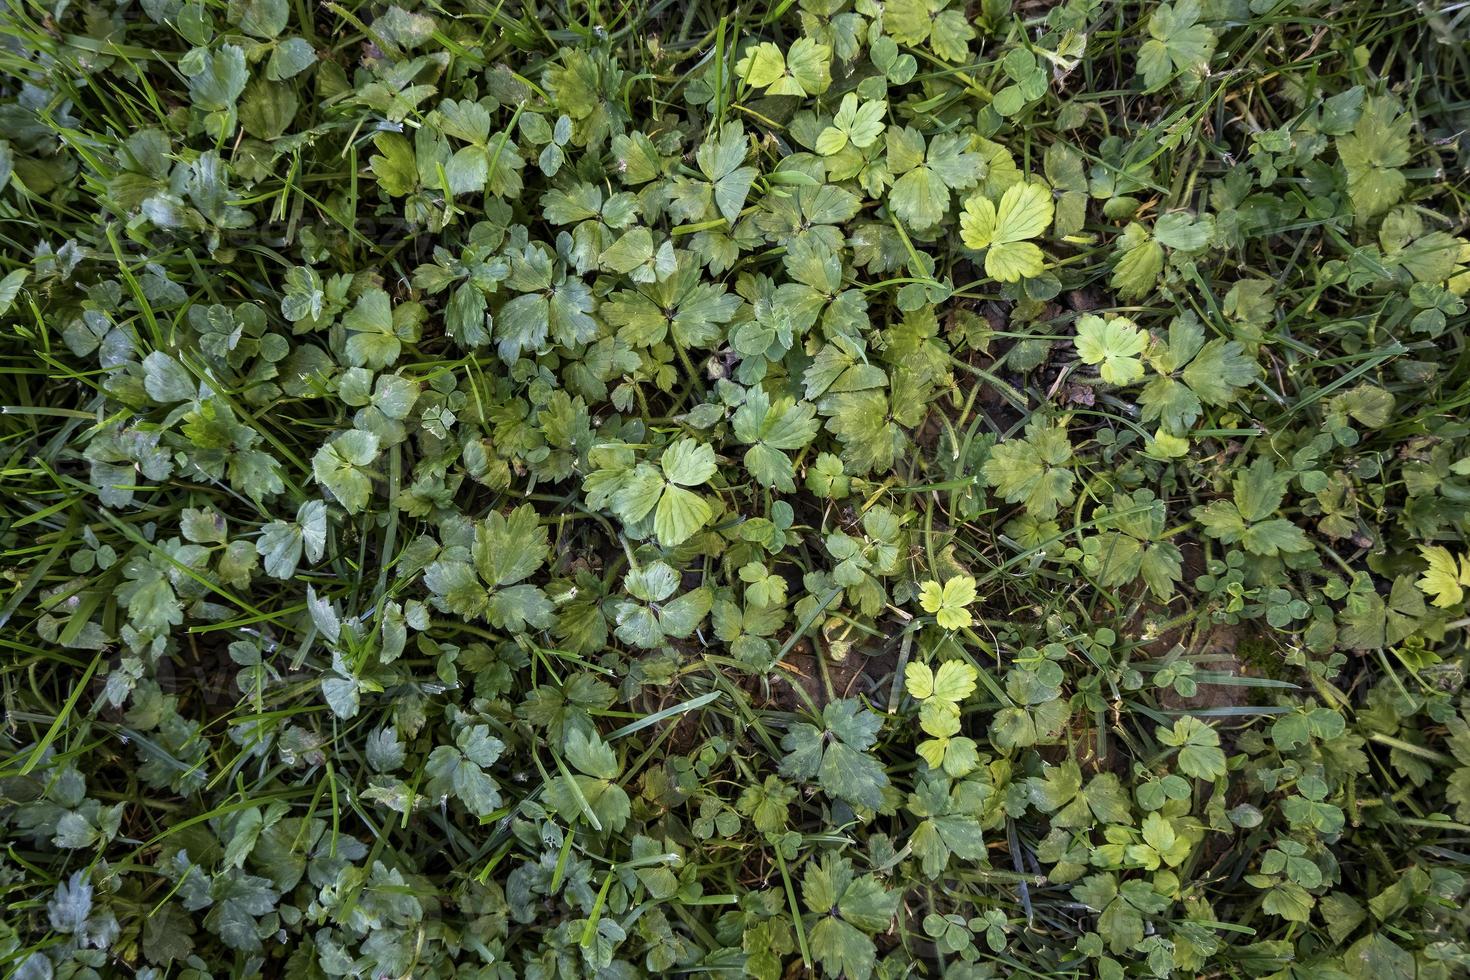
[1, 0, 1469, 974]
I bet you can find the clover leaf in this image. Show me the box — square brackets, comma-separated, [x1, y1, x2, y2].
[142, 351, 198, 404]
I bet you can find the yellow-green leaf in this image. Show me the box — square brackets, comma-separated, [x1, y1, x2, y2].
[1416, 545, 1470, 608]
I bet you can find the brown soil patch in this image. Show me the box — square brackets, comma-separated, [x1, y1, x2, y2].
[762, 633, 901, 715]
[1156, 623, 1253, 714]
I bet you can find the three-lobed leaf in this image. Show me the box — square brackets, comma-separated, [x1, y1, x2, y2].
[916, 576, 978, 630]
[960, 181, 1054, 282]
[737, 38, 831, 96]
[1074, 315, 1147, 385]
